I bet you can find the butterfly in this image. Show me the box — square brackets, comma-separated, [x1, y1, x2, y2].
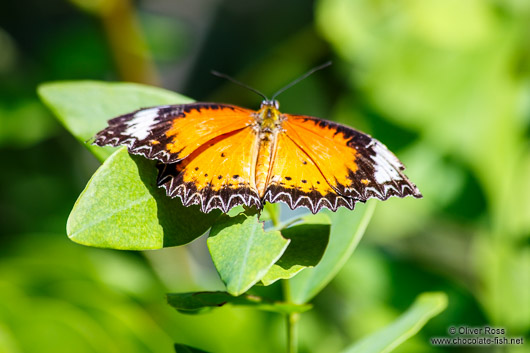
[93, 65, 421, 214]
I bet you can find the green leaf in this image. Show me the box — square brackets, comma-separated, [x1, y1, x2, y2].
[288, 201, 376, 304]
[37, 81, 191, 161]
[174, 343, 210, 353]
[39, 81, 215, 249]
[342, 292, 448, 353]
[262, 202, 281, 225]
[261, 214, 331, 285]
[167, 291, 311, 315]
[207, 214, 290, 296]
[67, 147, 220, 249]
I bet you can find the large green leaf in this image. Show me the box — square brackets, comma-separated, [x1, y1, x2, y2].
[342, 292, 448, 353]
[167, 291, 311, 315]
[207, 214, 290, 296]
[39, 81, 217, 249]
[288, 201, 376, 304]
[37, 81, 191, 161]
[67, 147, 220, 249]
[261, 214, 331, 286]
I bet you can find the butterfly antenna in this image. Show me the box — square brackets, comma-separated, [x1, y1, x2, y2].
[211, 70, 268, 101]
[271, 61, 332, 100]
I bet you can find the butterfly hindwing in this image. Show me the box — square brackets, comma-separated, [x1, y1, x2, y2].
[93, 103, 255, 163]
[156, 127, 261, 213]
[263, 133, 355, 213]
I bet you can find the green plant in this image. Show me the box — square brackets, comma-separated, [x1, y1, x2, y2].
[38, 81, 447, 353]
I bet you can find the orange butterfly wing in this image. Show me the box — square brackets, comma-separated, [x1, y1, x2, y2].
[262, 132, 356, 213]
[263, 114, 421, 213]
[93, 103, 254, 163]
[156, 127, 261, 213]
[94, 101, 421, 214]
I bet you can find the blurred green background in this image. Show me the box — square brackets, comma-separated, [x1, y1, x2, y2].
[0, 0, 529, 352]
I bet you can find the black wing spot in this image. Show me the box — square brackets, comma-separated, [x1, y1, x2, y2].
[218, 175, 223, 179]
[204, 174, 208, 177]
[285, 176, 292, 181]
[301, 180, 307, 183]
[221, 152, 226, 157]
[194, 167, 199, 171]
[233, 174, 239, 179]
[302, 161, 307, 165]
[316, 181, 321, 184]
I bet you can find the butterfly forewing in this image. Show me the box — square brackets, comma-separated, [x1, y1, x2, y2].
[93, 103, 255, 163]
[284, 115, 422, 201]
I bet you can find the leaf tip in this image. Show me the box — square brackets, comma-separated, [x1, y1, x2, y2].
[417, 291, 449, 312]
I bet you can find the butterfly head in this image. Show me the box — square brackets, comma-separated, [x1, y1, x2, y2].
[260, 99, 279, 110]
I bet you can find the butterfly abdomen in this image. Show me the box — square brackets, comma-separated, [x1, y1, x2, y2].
[254, 102, 285, 199]
[255, 132, 277, 198]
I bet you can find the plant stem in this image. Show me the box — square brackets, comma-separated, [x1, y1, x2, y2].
[270, 205, 299, 353]
[283, 279, 299, 353]
[286, 311, 300, 353]
[100, 0, 160, 85]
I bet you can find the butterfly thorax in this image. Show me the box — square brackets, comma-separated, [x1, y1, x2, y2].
[254, 100, 285, 198]
[254, 100, 283, 132]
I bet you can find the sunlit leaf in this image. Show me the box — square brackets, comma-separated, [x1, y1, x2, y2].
[207, 215, 290, 296]
[261, 214, 331, 285]
[289, 201, 376, 304]
[67, 147, 220, 249]
[342, 292, 448, 353]
[37, 81, 191, 161]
